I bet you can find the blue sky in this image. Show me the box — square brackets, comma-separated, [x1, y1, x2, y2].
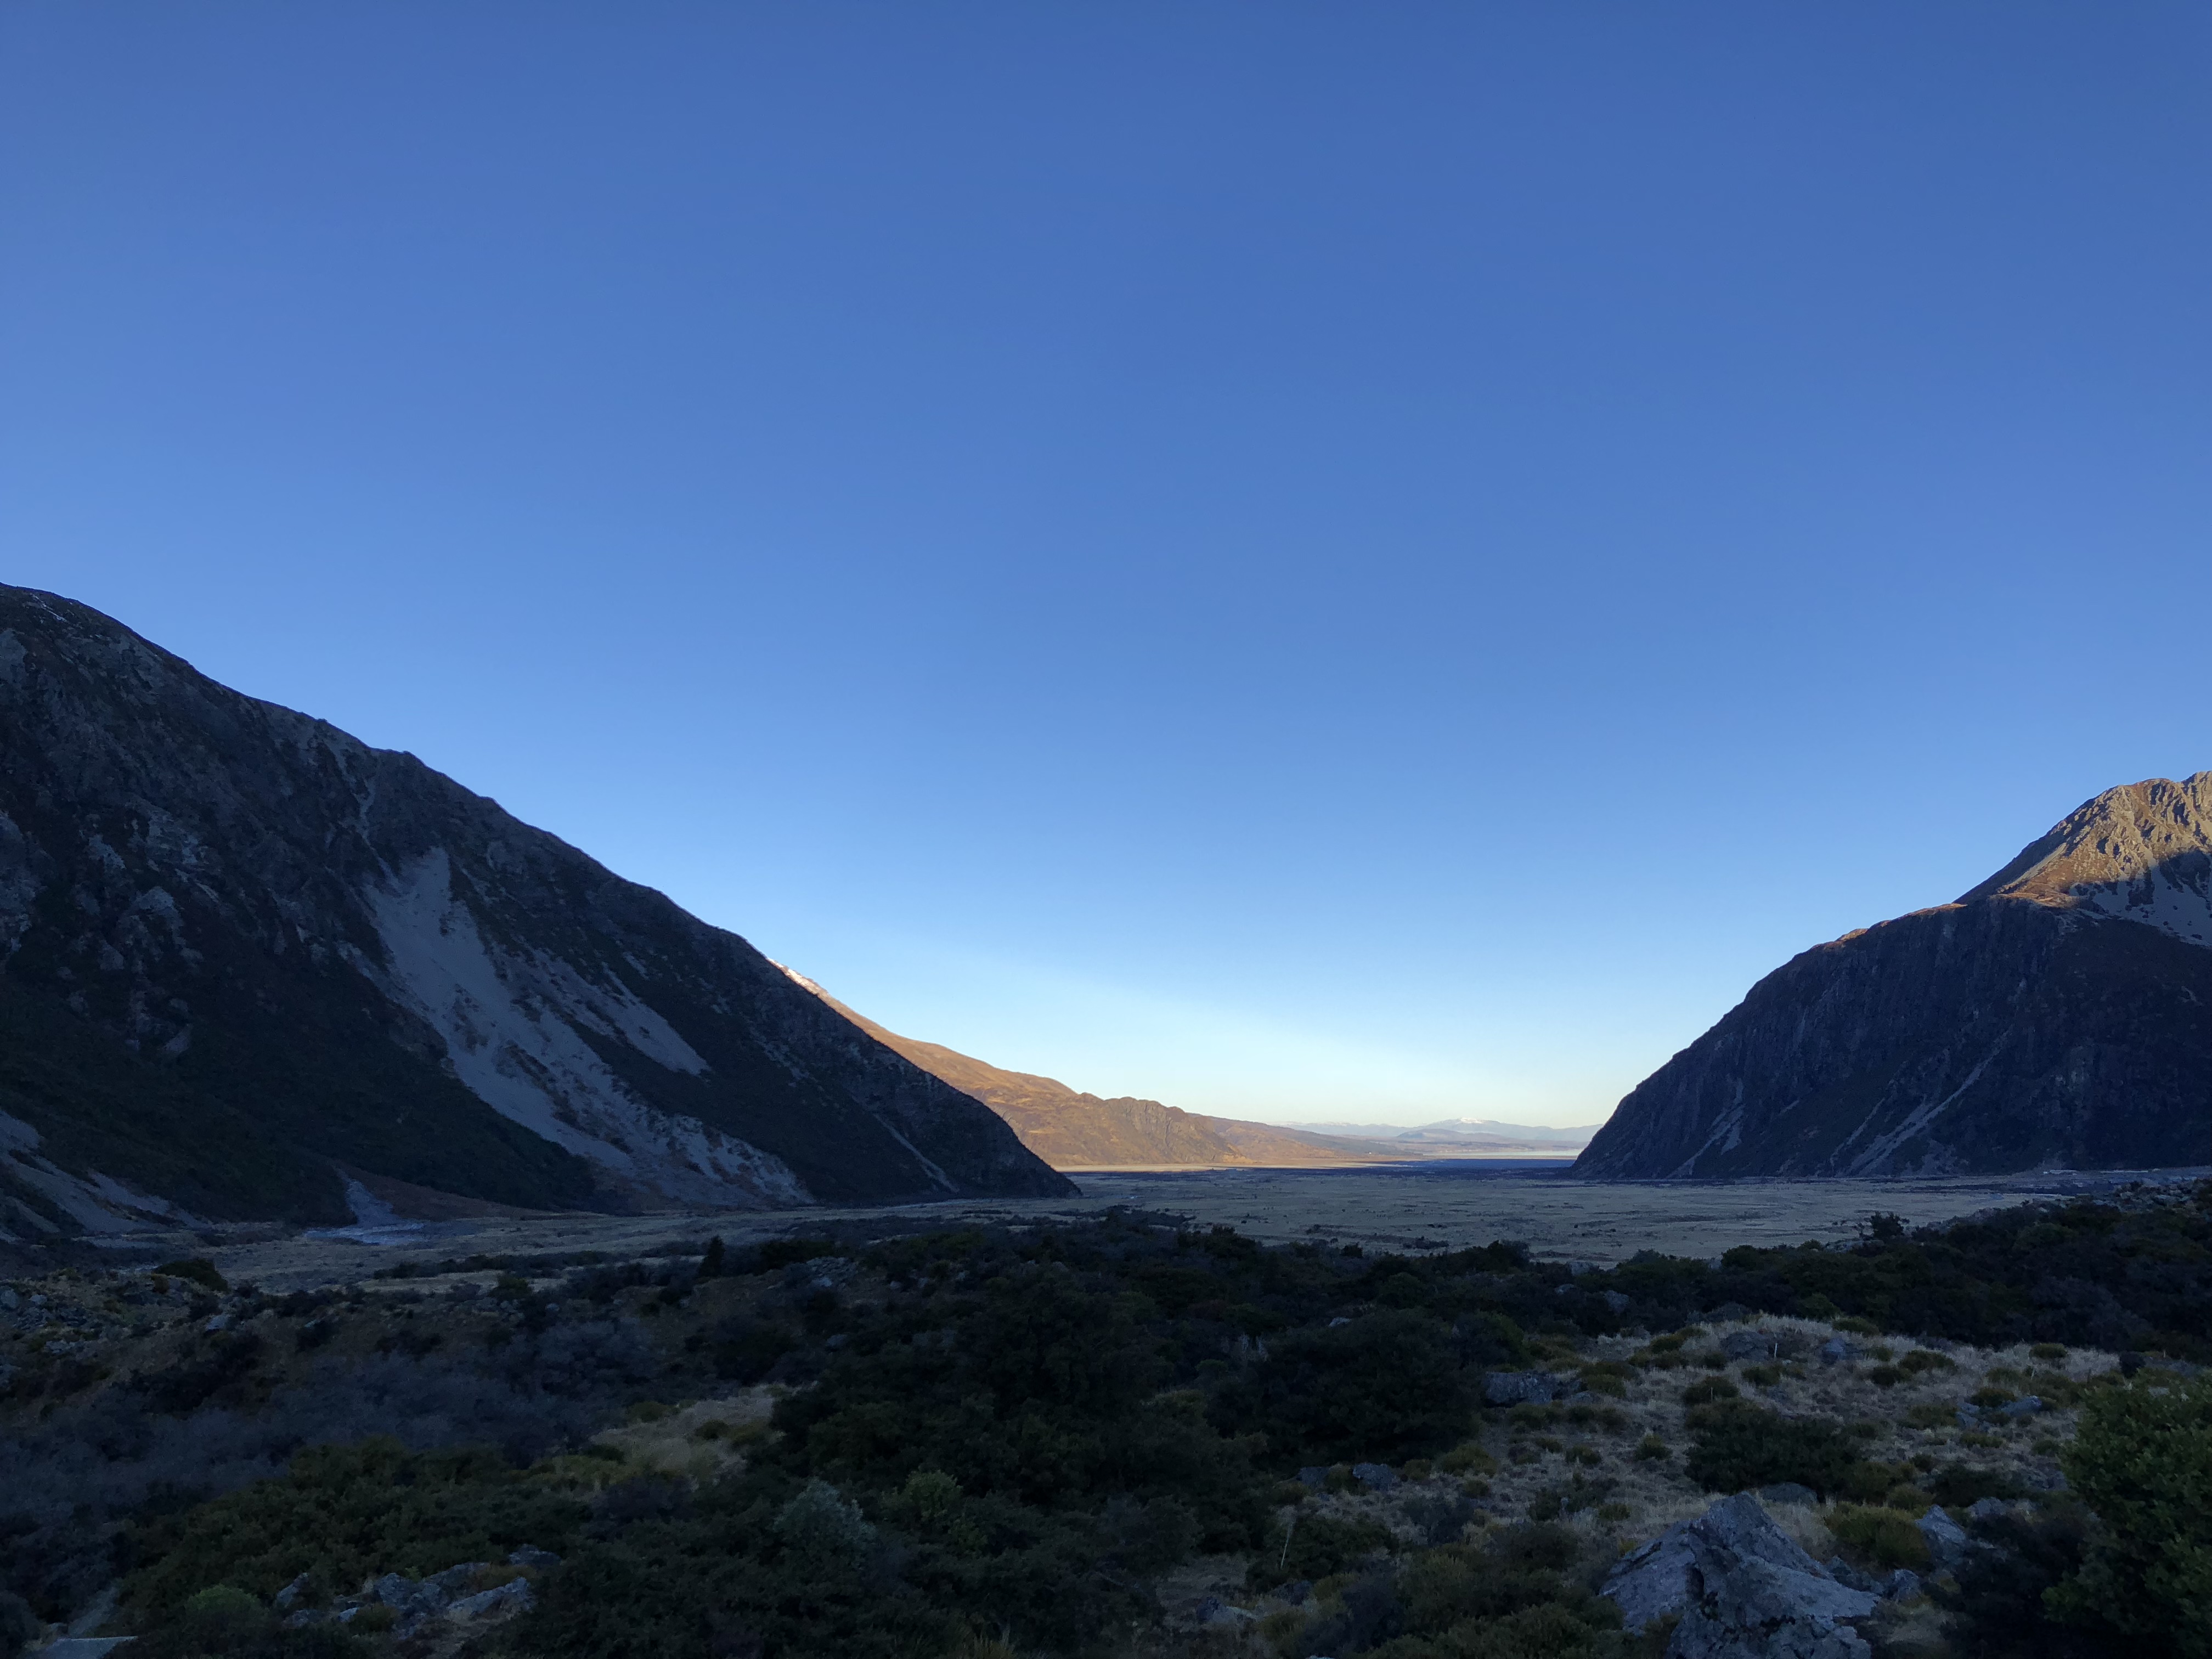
[3, 4, 2205, 1126]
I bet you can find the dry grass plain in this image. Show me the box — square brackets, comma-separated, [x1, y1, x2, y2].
[167, 1161, 2174, 1294]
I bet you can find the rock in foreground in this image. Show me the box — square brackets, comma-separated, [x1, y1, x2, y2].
[1604, 1492, 1881, 1658]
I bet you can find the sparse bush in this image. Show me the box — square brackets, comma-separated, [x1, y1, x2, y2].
[1438, 1442, 1498, 1477]
[1827, 1505, 1930, 1570]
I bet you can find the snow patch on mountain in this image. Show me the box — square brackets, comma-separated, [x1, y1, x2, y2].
[2071, 864, 2212, 949]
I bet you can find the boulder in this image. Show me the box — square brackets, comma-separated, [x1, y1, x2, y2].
[1482, 1370, 1573, 1406]
[1296, 1466, 1329, 1488]
[1880, 1570, 1922, 1602]
[1995, 1395, 2042, 1420]
[448, 1579, 534, 1622]
[1351, 1462, 1398, 1492]
[506, 1546, 561, 1570]
[1725, 1329, 1809, 1363]
[1822, 1557, 1878, 1593]
[1914, 1506, 1973, 1571]
[1603, 1493, 1878, 1658]
[1817, 1336, 1857, 1367]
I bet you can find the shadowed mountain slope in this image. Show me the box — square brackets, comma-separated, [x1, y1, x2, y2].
[0, 586, 1071, 1233]
[1577, 775, 2212, 1179]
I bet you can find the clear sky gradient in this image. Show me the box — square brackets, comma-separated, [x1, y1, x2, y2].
[3, 4, 2206, 1126]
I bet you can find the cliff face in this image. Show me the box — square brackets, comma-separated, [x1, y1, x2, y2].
[0, 586, 1071, 1233]
[1576, 775, 2212, 1179]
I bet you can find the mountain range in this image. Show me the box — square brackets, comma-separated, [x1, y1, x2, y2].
[0, 586, 1071, 1235]
[4, 584, 2199, 1232]
[1284, 1118, 1600, 1152]
[778, 975, 1440, 1167]
[1575, 773, 2212, 1178]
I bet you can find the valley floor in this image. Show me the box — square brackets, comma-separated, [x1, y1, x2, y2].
[117, 1164, 2207, 1296]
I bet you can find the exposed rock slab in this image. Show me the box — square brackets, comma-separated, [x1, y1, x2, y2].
[1604, 1492, 1880, 1658]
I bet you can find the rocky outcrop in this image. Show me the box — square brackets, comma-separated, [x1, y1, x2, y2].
[0, 585, 1072, 1231]
[1577, 775, 2211, 1178]
[1605, 1493, 1882, 1658]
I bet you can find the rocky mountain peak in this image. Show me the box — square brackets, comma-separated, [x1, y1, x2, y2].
[1958, 771, 2211, 947]
[1575, 770, 2210, 1180]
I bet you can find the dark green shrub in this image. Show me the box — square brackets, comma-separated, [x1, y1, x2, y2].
[0, 1592, 38, 1659]
[122, 1440, 585, 1620]
[128, 1586, 370, 1659]
[1681, 1377, 1738, 1406]
[1683, 1403, 1859, 1498]
[1937, 1505, 2131, 1659]
[1214, 1309, 1471, 1467]
[155, 1260, 229, 1294]
[2049, 1372, 2212, 1652]
[1438, 1443, 1497, 1476]
[1926, 1463, 2027, 1509]
[754, 1237, 839, 1273]
[1266, 1512, 1397, 1579]
[709, 1316, 796, 1383]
